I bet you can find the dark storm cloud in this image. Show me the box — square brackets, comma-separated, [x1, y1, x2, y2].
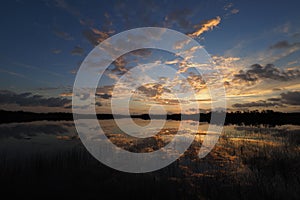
[280, 91, 300, 105]
[269, 40, 300, 49]
[0, 90, 71, 107]
[234, 64, 300, 83]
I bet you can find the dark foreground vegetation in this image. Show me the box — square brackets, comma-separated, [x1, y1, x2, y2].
[1, 110, 299, 199]
[1, 133, 300, 200]
[0, 109, 299, 125]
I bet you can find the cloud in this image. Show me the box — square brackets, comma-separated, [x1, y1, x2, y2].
[212, 55, 240, 67]
[130, 49, 152, 57]
[91, 28, 112, 37]
[164, 9, 193, 29]
[104, 56, 131, 79]
[231, 9, 239, 14]
[0, 90, 71, 108]
[95, 102, 102, 107]
[232, 100, 282, 108]
[232, 91, 300, 108]
[292, 32, 300, 38]
[173, 39, 191, 50]
[96, 85, 114, 94]
[109, 49, 152, 75]
[94, 86, 114, 100]
[288, 60, 298, 66]
[70, 68, 78, 74]
[269, 40, 290, 49]
[52, 49, 62, 54]
[60, 92, 72, 97]
[165, 59, 180, 65]
[267, 97, 281, 101]
[280, 91, 300, 105]
[186, 73, 206, 92]
[53, 29, 73, 40]
[223, 3, 234, 10]
[269, 40, 300, 49]
[95, 93, 112, 99]
[37, 87, 60, 91]
[189, 16, 221, 37]
[274, 22, 291, 34]
[82, 28, 111, 46]
[0, 68, 26, 78]
[71, 46, 84, 56]
[54, 0, 105, 32]
[55, 0, 81, 17]
[154, 98, 180, 105]
[137, 83, 171, 98]
[234, 63, 300, 83]
[234, 70, 258, 82]
[112, 56, 127, 73]
[82, 29, 101, 46]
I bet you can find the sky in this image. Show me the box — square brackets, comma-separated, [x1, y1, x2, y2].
[0, 0, 300, 113]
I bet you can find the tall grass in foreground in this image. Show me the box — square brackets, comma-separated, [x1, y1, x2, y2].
[0, 127, 300, 199]
[220, 126, 300, 200]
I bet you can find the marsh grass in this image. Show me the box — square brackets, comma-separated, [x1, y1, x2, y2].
[0, 125, 300, 199]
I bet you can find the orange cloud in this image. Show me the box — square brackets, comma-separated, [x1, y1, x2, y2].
[60, 92, 72, 97]
[189, 16, 221, 37]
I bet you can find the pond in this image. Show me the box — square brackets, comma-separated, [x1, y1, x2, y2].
[0, 120, 299, 199]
